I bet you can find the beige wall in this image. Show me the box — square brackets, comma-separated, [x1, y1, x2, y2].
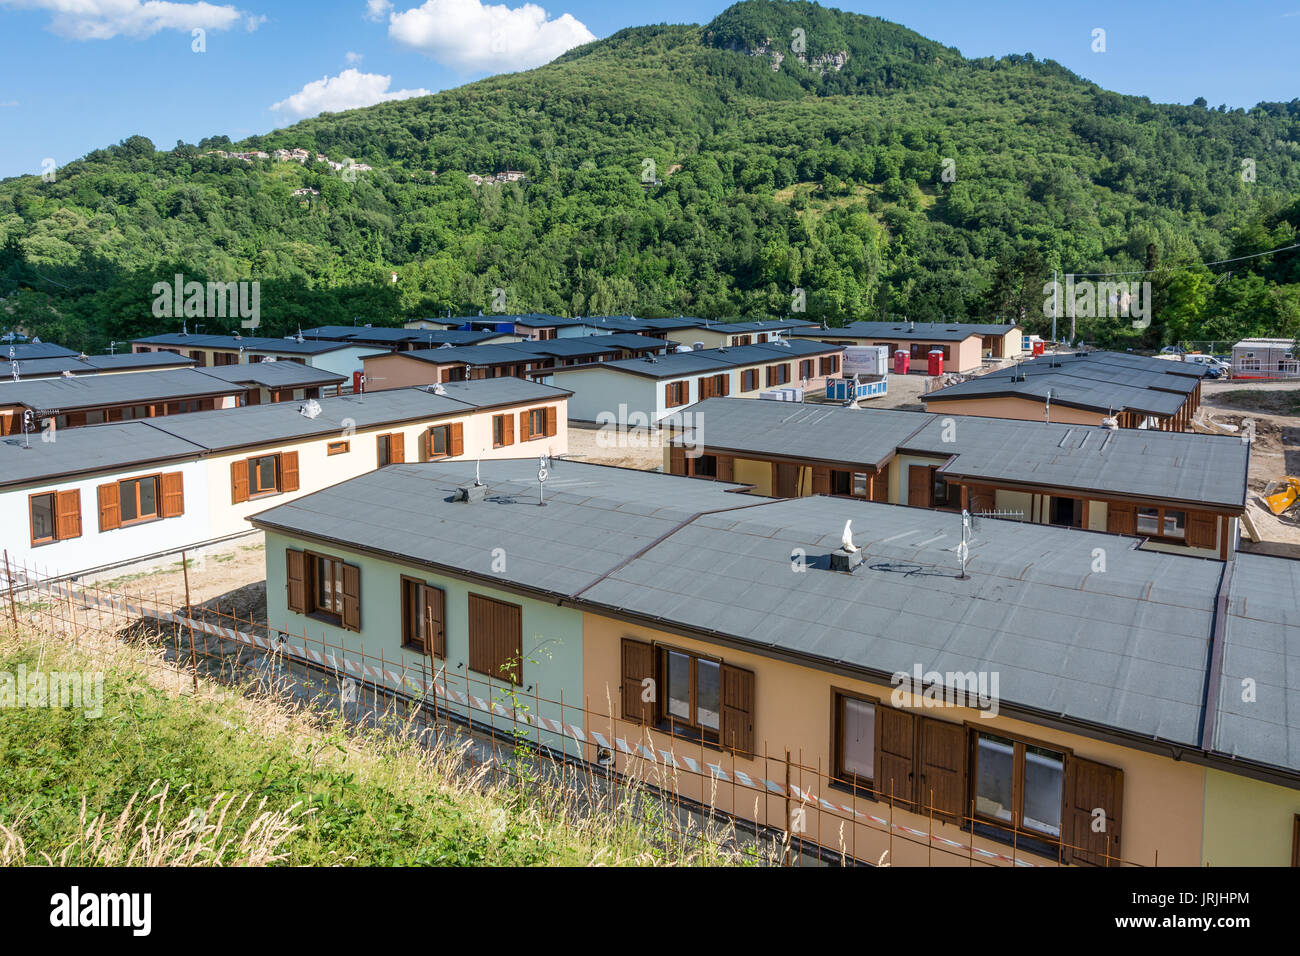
[581, 612, 1207, 866]
[363, 353, 452, 390]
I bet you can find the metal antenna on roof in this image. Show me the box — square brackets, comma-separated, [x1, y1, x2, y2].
[537, 453, 549, 506]
[21, 408, 33, 449]
[957, 510, 971, 580]
[1044, 388, 1052, 424]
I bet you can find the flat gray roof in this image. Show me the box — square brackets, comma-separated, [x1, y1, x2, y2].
[792, 321, 1017, 342]
[396, 344, 549, 367]
[195, 362, 346, 388]
[7, 351, 196, 378]
[3, 343, 79, 359]
[251, 461, 1256, 762]
[0, 368, 245, 413]
[569, 340, 841, 380]
[132, 333, 373, 356]
[1214, 553, 1300, 774]
[0, 422, 207, 487]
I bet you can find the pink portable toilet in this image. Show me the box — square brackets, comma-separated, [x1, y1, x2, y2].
[893, 350, 909, 375]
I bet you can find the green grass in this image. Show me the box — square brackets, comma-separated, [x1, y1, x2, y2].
[0, 627, 754, 866]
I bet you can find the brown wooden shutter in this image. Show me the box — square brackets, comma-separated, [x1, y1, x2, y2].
[502, 414, 514, 445]
[390, 432, 405, 463]
[450, 422, 465, 456]
[55, 489, 82, 540]
[97, 482, 121, 532]
[917, 718, 968, 823]
[669, 444, 686, 475]
[875, 707, 916, 806]
[160, 471, 184, 518]
[280, 451, 300, 492]
[1065, 756, 1124, 866]
[716, 455, 734, 483]
[812, 466, 830, 496]
[719, 663, 755, 757]
[719, 375, 729, 397]
[285, 548, 306, 613]
[766, 365, 775, 387]
[422, 584, 446, 658]
[1186, 512, 1217, 549]
[341, 562, 361, 633]
[697, 376, 709, 400]
[497, 600, 522, 685]
[545, 405, 557, 437]
[907, 465, 933, 507]
[519, 410, 532, 442]
[620, 638, 655, 724]
[872, 464, 891, 502]
[231, 459, 249, 504]
[1107, 503, 1136, 535]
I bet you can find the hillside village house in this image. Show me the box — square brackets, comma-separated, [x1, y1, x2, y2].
[249, 460, 1300, 867]
[792, 321, 1023, 371]
[0, 368, 247, 435]
[362, 335, 672, 390]
[678, 318, 820, 350]
[184, 361, 346, 405]
[301, 325, 517, 350]
[6, 350, 197, 379]
[552, 340, 845, 423]
[132, 332, 386, 377]
[579, 315, 710, 341]
[3, 380, 570, 580]
[3, 342, 79, 360]
[665, 398, 1248, 559]
[922, 351, 1208, 431]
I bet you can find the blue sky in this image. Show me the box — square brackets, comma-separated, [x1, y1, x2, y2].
[0, 0, 1297, 179]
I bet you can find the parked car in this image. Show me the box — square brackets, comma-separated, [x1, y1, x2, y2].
[1160, 345, 1186, 355]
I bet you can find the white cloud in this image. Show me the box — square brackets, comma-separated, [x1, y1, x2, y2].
[270, 68, 430, 118]
[0, 100, 17, 107]
[364, 0, 392, 21]
[0, 0, 262, 40]
[388, 0, 594, 72]
[345, 50, 363, 64]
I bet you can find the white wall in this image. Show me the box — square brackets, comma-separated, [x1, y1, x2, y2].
[4, 458, 210, 579]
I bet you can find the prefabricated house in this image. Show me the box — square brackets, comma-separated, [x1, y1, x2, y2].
[1231, 338, 1298, 379]
[552, 340, 845, 423]
[6, 351, 197, 379]
[792, 322, 1022, 371]
[577, 315, 708, 340]
[665, 397, 1248, 559]
[189, 361, 347, 404]
[3, 379, 571, 580]
[132, 333, 386, 377]
[301, 325, 518, 351]
[248, 459, 1300, 867]
[923, 351, 1208, 430]
[2, 342, 79, 360]
[675, 319, 820, 350]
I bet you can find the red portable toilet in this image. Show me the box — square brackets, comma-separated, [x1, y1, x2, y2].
[352, 370, 364, 393]
[928, 349, 944, 376]
[1032, 339, 1046, 356]
[893, 349, 910, 375]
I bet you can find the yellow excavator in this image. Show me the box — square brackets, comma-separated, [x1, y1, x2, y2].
[1263, 477, 1300, 516]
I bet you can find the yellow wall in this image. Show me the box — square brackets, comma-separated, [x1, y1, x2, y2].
[924, 396, 1106, 426]
[1202, 769, 1300, 866]
[580, 612, 1207, 866]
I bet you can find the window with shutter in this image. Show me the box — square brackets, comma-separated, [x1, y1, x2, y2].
[55, 489, 82, 541]
[621, 638, 655, 724]
[545, 406, 557, 437]
[1064, 756, 1123, 866]
[832, 691, 876, 790]
[160, 472, 184, 518]
[341, 562, 361, 632]
[231, 459, 250, 503]
[450, 422, 465, 456]
[97, 482, 121, 532]
[285, 548, 306, 614]
[719, 664, 755, 757]
[402, 576, 445, 657]
[468, 593, 522, 684]
[875, 707, 916, 806]
[918, 719, 968, 822]
[423, 585, 446, 658]
[280, 451, 300, 492]
[518, 410, 532, 441]
[29, 492, 56, 545]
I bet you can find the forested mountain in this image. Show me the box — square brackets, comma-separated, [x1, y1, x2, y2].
[2, 0, 1298, 352]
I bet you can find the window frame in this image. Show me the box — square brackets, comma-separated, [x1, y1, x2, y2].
[327, 440, 350, 456]
[969, 724, 1071, 853]
[527, 408, 547, 441]
[306, 551, 346, 624]
[428, 424, 451, 459]
[830, 689, 878, 795]
[656, 645, 722, 746]
[29, 492, 57, 545]
[400, 575, 445, 658]
[118, 474, 162, 526]
[1136, 505, 1187, 541]
[248, 454, 280, 497]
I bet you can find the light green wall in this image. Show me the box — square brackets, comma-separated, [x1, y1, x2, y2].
[264, 530, 585, 756]
[1202, 768, 1300, 866]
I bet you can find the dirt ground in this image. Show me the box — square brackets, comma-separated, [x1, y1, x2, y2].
[1200, 385, 1300, 556]
[80, 535, 269, 619]
[563, 423, 669, 471]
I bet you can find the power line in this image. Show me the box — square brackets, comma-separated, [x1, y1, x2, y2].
[1068, 241, 1300, 278]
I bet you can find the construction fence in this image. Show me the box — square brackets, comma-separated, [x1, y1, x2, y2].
[1, 550, 1144, 868]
